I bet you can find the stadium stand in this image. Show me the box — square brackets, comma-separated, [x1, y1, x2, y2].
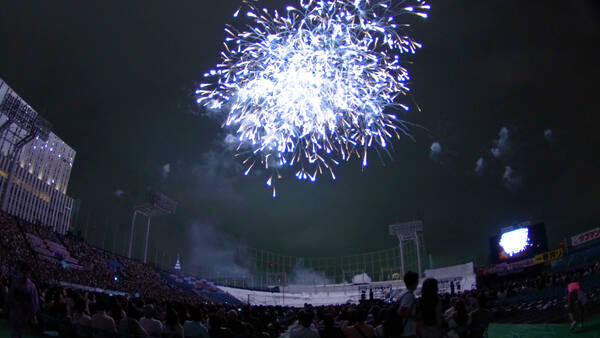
[159, 271, 243, 305]
[2, 209, 600, 337]
[482, 260, 600, 324]
[0, 210, 212, 303]
[553, 242, 600, 272]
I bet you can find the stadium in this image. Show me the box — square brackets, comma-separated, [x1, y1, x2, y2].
[1, 1, 600, 338]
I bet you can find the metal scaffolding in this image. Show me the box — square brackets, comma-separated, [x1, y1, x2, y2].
[127, 189, 177, 263]
[389, 221, 428, 277]
[0, 92, 52, 212]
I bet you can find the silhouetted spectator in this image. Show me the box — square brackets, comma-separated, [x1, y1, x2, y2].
[418, 278, 443, 338]
[290, 310, 319, 338]
[468, 294, 492, 338]
[343, 309, 375, 338]
[320, 314, 343, 338]
[7, 262, 39, 338]
[184, 306, 209, 338]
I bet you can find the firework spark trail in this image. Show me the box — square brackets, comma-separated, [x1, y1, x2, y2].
[197, 0, 429, 195]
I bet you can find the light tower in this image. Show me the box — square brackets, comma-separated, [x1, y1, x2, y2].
[389, 221, 427, 277]
[128, 189, 177, 263]
[0, 93, 52, 211]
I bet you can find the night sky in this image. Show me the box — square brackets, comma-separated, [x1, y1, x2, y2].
[1, 1, 599, 268]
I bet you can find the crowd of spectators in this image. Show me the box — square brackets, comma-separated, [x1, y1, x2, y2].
[0, 212, 498, 338]
[477, 261, 600, 302]
[2, 211, 600, 337]
[0, 211, 202, 303]
[2, 265, 494, 338]
[478, 260, 600, 304]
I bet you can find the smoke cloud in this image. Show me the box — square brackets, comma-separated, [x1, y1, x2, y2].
[187, 150, 245, 203]
[502, 165, 520, 191]
[288, 261, 333, 285]
[491, 127, 510, 158]
[162, 163, 171, 179]
[185, 221, 249, 278]
[352, 273, 372, 283]
[429, 142, 442, 162]
[223, 134, 238, 151]
[113, 189, 124, 198]
[474, 157, 485, 175]
[166, 144, 247, 205]
[544, 129, 553, 142]
[177, 130, 267, 203]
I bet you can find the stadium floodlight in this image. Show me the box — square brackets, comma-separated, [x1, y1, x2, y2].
[0, 92, 53, 211]
[0, 94, 35, 128]
[128, 189, 177, 264]
[147, 189, 177, 214]
[389, 221, 425, 278]
[32, 115, 52, 142]
[0, 94, 52, 139]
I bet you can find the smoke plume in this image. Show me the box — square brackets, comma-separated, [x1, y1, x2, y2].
[544, 129, 553, 143]
[429, 142, 442, 162]
[288, 261, 333, 285]
[185, 221, 249, 278]
[475, 157, 485, 175]
[162, 163, 171, 179]
[502, 165, 520, 191]
[113, 189, 125, 198]
[491, 127, 510, 158]
[352, 273, 372, 283]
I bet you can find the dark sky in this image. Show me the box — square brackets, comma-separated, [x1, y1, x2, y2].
[1, 1, 599, 268]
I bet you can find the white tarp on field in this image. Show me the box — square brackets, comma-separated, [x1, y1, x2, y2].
[219, 263, 478, 307]
[219, 280, 408, 307]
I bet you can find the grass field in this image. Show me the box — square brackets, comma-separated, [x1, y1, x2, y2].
[488, 313, 600, 338]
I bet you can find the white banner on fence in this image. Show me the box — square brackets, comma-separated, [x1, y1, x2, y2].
[424, 262, 476, 292]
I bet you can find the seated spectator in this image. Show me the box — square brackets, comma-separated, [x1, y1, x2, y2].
[366, 306, 382, 328]
[0, 277, 8, 309]
[468, 294, 492, 338]
[226, 309, 248, 338]
[164, 308, 185, 338]
[290, 310, 319, 338]
[343, 309, 375, 338]
[446, 299, 468, 338]
[7, 262, 40, 338]
[109, 300, 126, 328]
[209, 315, 234, 338]
[140, 304, 163, 336]
[72, 297, 92, 337]
[91, 297, 117, 336]
[119, 304, 149, 337]
[319, 314, 343, 338]
[184, 306, 209, 338]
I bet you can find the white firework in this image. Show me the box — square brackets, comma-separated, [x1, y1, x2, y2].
[197, 0, 429, 195]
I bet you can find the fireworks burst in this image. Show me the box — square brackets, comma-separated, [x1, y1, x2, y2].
[197, 0, 429, 196]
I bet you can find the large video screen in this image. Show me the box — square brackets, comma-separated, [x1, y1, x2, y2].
[490, 222, 548, 263]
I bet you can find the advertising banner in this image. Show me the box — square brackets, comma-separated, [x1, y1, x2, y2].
[571, 228, 600, 247]
[479, 248, 564, 276]
[534, 248, 563, 264]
